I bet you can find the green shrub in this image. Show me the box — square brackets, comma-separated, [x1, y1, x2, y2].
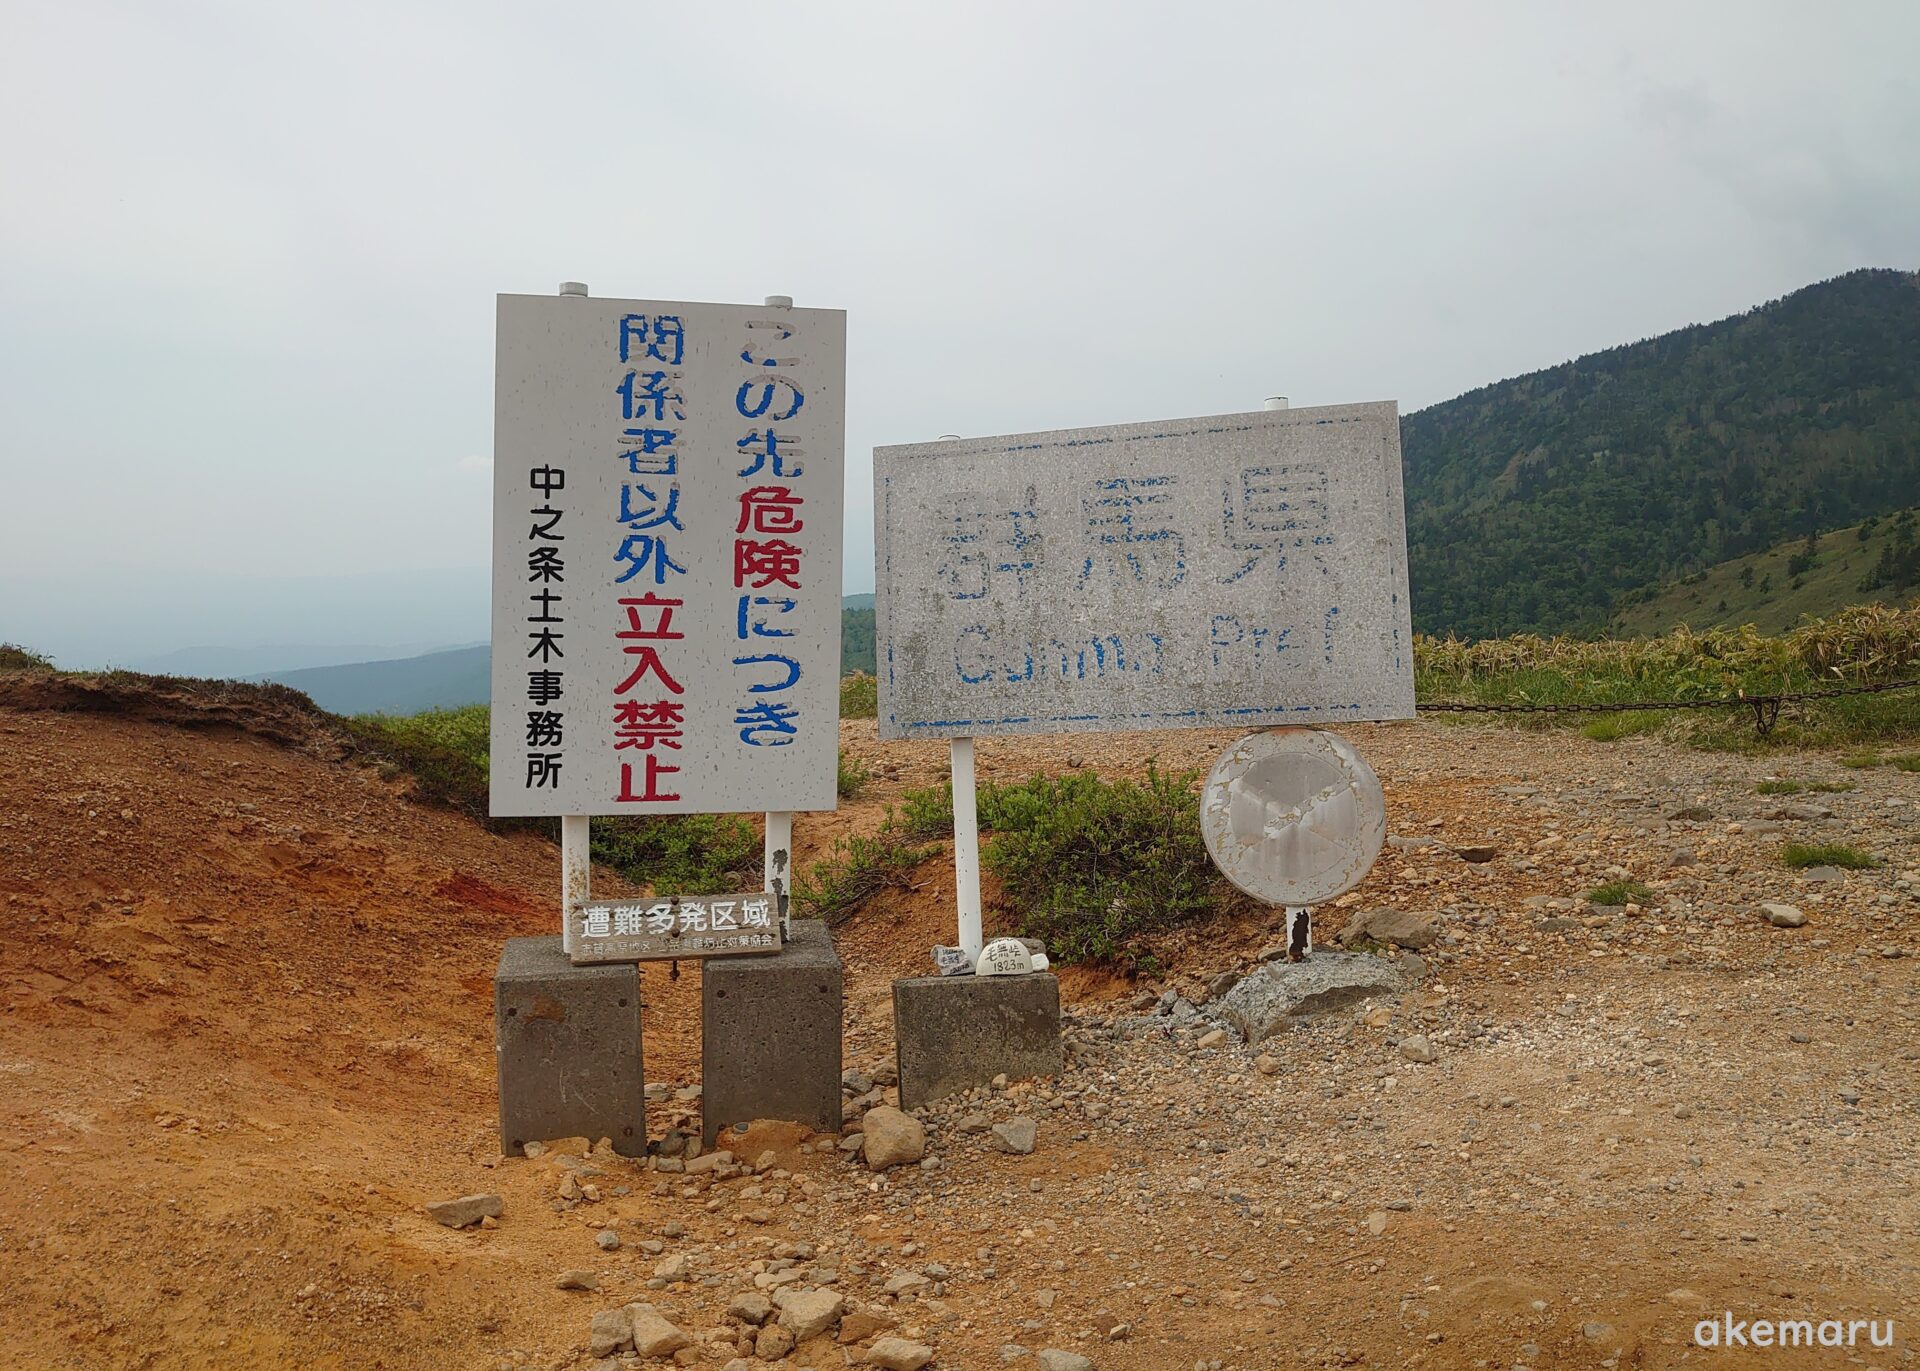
[794, 828, 936, 925]
[590, 813, 760, 893]
[1585, 879, 1656, 906]
[1755, 779, 1803, 794]
[0, 643, 54, 671]
[1780, 842, 1879, 870]
[897, 781, 954, 839]
[980, 765, 1227, 966]
[342, 705, 494, 821]
[840, 672, 878, 719]
[837, 749, 871, 800]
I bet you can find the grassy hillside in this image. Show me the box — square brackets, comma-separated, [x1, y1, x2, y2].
[1403, 268, 1920, 638]
[1613, 507, 1920, 636]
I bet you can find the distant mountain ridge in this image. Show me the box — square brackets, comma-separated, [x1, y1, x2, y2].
[1404, 268, 1920, 638]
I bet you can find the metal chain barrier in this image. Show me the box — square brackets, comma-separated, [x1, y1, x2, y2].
[1417, 676, 1920, 736]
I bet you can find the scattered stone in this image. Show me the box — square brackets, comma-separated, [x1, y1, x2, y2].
[588, 1307, 631, 1358]
[728, 1291, 773, 1326]
[1215, 953, 1408, 1042]
[1255, 1054, 1281, 1076]
[1801, 865, 1844, 883]
[1762, 903, 1808, 928]
[1582, 1321, 1617, 1344]
[755, 1324, 796, 1359]
[1195, 1028, 1227, 1049]
[556, 1269, 600, 1292]
[1397, 1034, 1438, 1064]
[1452, 844, 1499, 863]
[866, 1336, 937, 1370]
[627, 1306, 690, 1358]
[426, 1193, 502, 1228]
[1036, 1351, 1096, 1371]
[861, 1106, 928, 1170]
[992, 1117, 1038, 1154]
[884, 1270, 930, 1295]
[775, 1286, 845, 1340]
[956, 1113, 990, 1133]
[1206, 969, 1242, 1000]
[1668, 805, 1714, 821]
[1335, 908, 1441, 951]
[653, 1253, 691, 1283]
[595, 1229, 620, 1251]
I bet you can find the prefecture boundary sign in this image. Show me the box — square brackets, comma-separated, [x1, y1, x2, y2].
[873, 401, 1413, 739]
[489, 293, 845, 816]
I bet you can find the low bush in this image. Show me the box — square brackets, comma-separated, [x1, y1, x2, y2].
[837, 749, 871, 800]
[1585, 879, 1656, 906]
[590, 813, 760, 893]
[840, 672, 878, 719]
[793, 827, 937, 925]
[0, 643, 54, 671]
[896, 781, 954, 840]
[1780, 843, 1879, 870]
[979, 765, 1229, 966]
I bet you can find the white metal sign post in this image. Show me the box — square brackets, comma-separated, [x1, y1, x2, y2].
[490, 285, 846, 957]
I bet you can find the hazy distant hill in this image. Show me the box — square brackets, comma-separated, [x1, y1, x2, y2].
[261, 596, 885, 713]
[1612, 506, 1920, 636]
[1404, 268, 1920, 638]
[263, 645, 489, 715]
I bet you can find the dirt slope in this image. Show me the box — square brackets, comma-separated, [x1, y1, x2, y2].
[1, 691, 1916, 1370]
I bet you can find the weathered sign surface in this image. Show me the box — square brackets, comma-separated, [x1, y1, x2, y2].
[872, 401, 1413, 739]
[490, 294, 845, 816]
[567, 892, 786, 964]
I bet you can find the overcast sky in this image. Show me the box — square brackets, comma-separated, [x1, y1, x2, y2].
[3, 1, 1916, 667]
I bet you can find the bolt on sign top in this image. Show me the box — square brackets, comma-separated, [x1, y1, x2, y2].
[872, 401, 1415, 740]
[489, 294, 846, 816]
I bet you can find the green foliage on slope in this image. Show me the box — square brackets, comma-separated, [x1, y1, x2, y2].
[1404, 269, 1920, 638]
[1612, 508, 1920, 635]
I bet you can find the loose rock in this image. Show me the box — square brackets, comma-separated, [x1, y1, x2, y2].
[861, 1106, 928, 1170]
[991, 1117, 1037, 1154]
[425, 1193, 502, 1228]
[866, 1336, 937, 1370]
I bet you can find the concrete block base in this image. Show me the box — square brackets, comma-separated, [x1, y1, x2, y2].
[893, 972, 1063, 1111]
[495, 935, 645, 1157]
[701, 919, 842, 1146]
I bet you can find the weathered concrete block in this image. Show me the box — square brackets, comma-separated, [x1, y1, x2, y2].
[495, 936, 645, 1157]
[893, 973, 1063, 1110]
[1215, 951, 1407, 1042]
[701, 920, 842, 1145]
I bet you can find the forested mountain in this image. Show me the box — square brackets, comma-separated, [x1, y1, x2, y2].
[1403, 269, 1920, 638]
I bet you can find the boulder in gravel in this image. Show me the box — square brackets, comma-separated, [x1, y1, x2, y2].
[861, 1106, 927, 1170]
[556, 1269, 600, 1291]
[626, 1305, 689, 1358]
[755, 1324, 796, 1359]
[992, 1117, 1037, 1154]
[426, 1193, 502, 1228]
[1398, 1034, 1438, 1064]
[1762, 903, 1808, 928]
[1215, 952, 1407, 1042]
[588, 1307, 631, 1357]
[776, 1285, 845, 1340]
[1037, 1351, 1096, 1371]
[728, 1291, 773, 1325]
[866, 1336, 937, 1369]
[1335, 908, 1441, 951]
